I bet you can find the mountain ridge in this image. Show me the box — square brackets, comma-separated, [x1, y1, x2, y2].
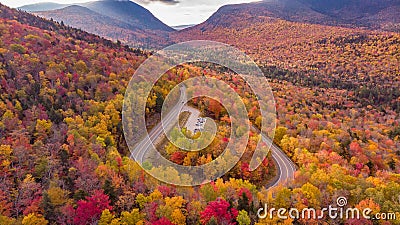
[81, 0, 173, 32]
[197, 0, 400, 32]
[18, 0, 400, 50]
[23, 1, 174, 48]
[18, 2, 68, 11]
[20, 0, 173, 32]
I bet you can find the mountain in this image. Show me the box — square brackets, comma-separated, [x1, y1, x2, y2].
[22, 0, 173, 32]
[36, 5, 135, 30]
[35, 5, 171, 49]
[203, 0, 336, 28]
[81, 0, 173, 32]
[298, 0, 400, 30]
[18, 2, 68, 11]
[172, 1, 400, 109]
[0, 3, 124, 49]
[21, 0, 174, 49]
[298, 0, 399, 19]
[189, 0, 400, 32]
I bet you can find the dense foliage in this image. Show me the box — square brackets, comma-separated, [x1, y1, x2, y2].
[174, 11, 400, 224]
[174, 17, 400, 112]
[0, 4, 275, 225]
[0, 3, 399, 225]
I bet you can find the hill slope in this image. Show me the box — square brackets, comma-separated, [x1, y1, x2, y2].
[193, 0, 400, 32]
[0, 4, 279, 224]
[35, 5, 172, 49]
[21, 0, 172, 31]
[173, 3, 400, 110]
[82, 0, 173, 32]
[22, 0, 174, 49]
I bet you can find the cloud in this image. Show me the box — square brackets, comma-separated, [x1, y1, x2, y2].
[139, 0, 180, 5]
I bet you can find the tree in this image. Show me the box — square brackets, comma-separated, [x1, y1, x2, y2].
[293, 183, 321, 208]
[45, 186, 69, 207]
[200, 198, 238, 225]
[157, 196, 187, 225]
[41, 192, 55, 222]
[16, 174, 42, 216]
[34, 119, 52, 141]
[99, 209, 116, 225]
[238, 189, 251, 212]
[22, 213, 48, 225]
[155, 92, 164, 113]
[170, 152, 186, 165]
[273, 187, 292, 209]
[152, 217, 174, 225]
[74, 190, 112, 225]
[0, 215, 15, 225]
[236, 210, 251, 225]
[200, 184, 218, 203]
[170, 209, 186, 225]
[274, 126, 287, 146]
[103, 179, 118, 205]
[120, 208, 144, 225]
[280, 135, 299, 157]
[0, 190, 11, 217]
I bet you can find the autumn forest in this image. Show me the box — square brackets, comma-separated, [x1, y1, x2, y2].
[0, 1, 399, 225]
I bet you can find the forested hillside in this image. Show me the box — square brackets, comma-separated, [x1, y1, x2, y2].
[0, 2, 399, 225]
[174, 17, 400, 112]
[23, 0, 174, 49]
[173, 5, 400, 223]
[0, 4, 275, 224]
[191, 0, 400, 32]
[35, 5, 172, 49]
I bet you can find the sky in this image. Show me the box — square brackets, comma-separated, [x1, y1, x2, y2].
[0, 0, 260, 26]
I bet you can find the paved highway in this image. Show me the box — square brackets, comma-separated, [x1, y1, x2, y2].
[131, 85, 187, 163]
[131, 85, 296, 187]
[261, 133, 297, 188]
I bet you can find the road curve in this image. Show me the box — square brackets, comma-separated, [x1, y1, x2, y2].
[262, 133, 297, 188]
[130, 85, 187, 164]
[130, 85, 297, 188]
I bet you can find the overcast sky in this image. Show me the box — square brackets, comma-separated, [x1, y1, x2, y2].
[0, 0, 260, 26]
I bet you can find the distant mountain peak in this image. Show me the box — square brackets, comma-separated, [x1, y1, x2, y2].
[23, 0, 174, 49]
[201, 0, 400, 32]
[19, 2, 68, 12]
[21, 0, 173, 32]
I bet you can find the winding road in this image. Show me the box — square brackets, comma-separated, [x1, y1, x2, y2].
[130, 86, 188, 164]
[130, 85, 296, 188]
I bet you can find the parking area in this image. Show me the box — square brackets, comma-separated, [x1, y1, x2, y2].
[193, 117, 206, 134]
[181, 106, 207, 134]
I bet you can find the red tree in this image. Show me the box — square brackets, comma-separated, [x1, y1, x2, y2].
[73, 190, 112, 225]
[152, 217, 174, 225]
[170, 152, 186, 165]
[200, 198, 238, 225]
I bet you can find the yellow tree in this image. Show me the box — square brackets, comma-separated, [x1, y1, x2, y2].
[280, 135, 299, 157]
[99, 209, 115, 225]
[157, 196, 187, 225]
[46, 186, 69, 207]
[34, 119, 52, 141]
[22, 213, 48, 225]
[120, 208, 144, 225]
[237, 210, 251, 225]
